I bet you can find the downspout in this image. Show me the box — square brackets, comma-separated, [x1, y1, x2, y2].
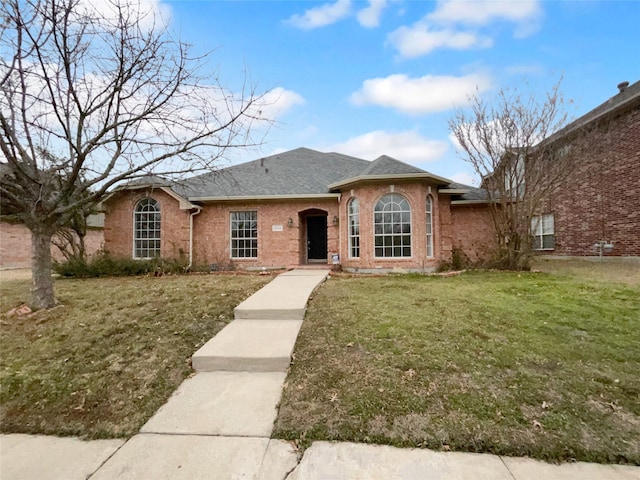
[337, 194, 342, 266]
[187, 206, 202, 270]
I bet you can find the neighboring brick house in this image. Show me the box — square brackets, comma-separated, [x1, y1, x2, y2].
[531, 80, 639, 257]
[103, 149, 493, 272]
[0, 215, 104, 269]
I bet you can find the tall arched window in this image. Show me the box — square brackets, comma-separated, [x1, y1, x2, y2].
[134, 198, 161, 258]
[348, 198, 360, 258]
[374, 193, 411, 258]
[426, 195, 433, 258]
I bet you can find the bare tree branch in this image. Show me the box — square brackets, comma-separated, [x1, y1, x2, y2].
[0, 0, 270, 308]
[449, 78, 584, 270]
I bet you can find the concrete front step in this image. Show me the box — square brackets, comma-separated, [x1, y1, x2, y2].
[192, 320, 303, 372]
[234, 270, 329, 320]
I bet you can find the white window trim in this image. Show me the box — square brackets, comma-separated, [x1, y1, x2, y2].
[373, 193, 412, 259]
[531, 213, 555, 251]
[348, 198, 360, 259]
[230, 211, 258, 259]
[426, 195, 433, 258]
[133, 197, 161, 259]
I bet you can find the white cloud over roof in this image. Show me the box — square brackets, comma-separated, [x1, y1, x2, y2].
[350, 73, 492, 114]
[328, 130, 448, 164]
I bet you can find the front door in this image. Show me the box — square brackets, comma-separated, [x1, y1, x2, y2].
[306, 215, 328, 262]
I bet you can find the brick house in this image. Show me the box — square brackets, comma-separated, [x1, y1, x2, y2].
[102, 81, 639, 269]
[530, 80, 639, 257]
[103, 149, 494, 272]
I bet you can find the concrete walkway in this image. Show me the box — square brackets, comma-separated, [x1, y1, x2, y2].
[2, 268, 640, 479]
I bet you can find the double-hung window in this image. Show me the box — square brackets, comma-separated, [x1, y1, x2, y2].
[531, 213, 555, 250]
[231, 211, 257, 258]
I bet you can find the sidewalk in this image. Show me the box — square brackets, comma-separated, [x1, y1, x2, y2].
[1, 268, 639, 479]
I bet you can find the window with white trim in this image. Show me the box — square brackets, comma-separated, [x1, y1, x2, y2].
[134, 198, 161, 259]
[426, 195, 433, 258]
[374, 193, 411, 258]
[231, 211, 257, 258]
[531, 213, 555, 250]
[348, 198, 360, 258]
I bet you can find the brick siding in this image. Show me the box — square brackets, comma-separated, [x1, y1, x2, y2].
[450, 205, 497, 262]
[0, 221, 104, 269]
[544, 103, 640, 256]
[103, 189, 191, 260]
[103, 181, 475, 271]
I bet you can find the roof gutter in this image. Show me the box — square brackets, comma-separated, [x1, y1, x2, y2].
[188, 193, 341, 202]
[328, 172, 452, 190]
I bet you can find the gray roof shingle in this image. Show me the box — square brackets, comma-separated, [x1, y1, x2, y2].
[175, 148, 369, 198]
[121, 147, 484, 201]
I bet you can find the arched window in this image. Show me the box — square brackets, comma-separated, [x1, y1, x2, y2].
[426, 195, 433, 258]
[134, 198, 161, 258]
[348, 198, 360, 258]
[374, 193, 411, 258]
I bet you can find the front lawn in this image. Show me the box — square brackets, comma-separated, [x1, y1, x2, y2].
[273, 271, 640, 464]
[0, 273, 271, 438]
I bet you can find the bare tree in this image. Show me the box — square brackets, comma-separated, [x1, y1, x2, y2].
[449, 79, 581, 270]
[0, 0, 266, 308]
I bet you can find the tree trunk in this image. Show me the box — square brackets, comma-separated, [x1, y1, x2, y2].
[31, 229, 56, 309]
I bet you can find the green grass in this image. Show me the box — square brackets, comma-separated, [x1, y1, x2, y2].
[273, 271, 640, 464]
[0, 273, 271, 439]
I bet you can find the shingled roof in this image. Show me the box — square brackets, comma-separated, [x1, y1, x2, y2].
[113, 147, 486, 203]
[173, 148, 454, 200]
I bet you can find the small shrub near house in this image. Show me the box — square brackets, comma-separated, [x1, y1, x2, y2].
[53, 251, 188, 278]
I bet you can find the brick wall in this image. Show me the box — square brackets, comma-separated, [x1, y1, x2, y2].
[338, 182, 449, 271]
[545, 103, 640, 256]
[0, 221, 104, 269]
[450, 205, 497, 262]
[192, 199, 339, 269]
[103, 189, 191, 260]
[102, 182, 467, 270]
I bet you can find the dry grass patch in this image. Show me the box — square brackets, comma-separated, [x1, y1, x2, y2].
[0, 273, 271, 438]
[273, 271, 640, 464]
[532, 257, 640, 285]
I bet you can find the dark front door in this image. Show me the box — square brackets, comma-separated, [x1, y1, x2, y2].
[307, 215, 328, 261]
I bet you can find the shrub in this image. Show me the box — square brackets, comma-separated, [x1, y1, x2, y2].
[53, 252, 188, 278]
[437, 247, 471, 272]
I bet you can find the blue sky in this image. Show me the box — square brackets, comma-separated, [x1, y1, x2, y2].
[157, 0, 639, 185]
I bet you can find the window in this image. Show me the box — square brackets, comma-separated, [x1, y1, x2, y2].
[374, 193, 411, 258]
[231, 211, 257, 258]
[531, 213, 555, 250]
[348, 198, 360, 258]
[426, 195, 433, 258]
[134, 198, 161, 259]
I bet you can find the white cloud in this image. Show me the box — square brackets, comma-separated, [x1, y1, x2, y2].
[357, 0, 388, 28]
[388, 0, 542, 57]
[388, 25, 492, 58]
[329, 130, 448, 164]
[504, 63, 544, 76]
[450, 171, 478, 186]
[286, 0, 351, 30]
[428, 0, 541, 27]
[77, 0, 171, 31]
[258, 87, 305, 119]
[350, 73, 492, 115]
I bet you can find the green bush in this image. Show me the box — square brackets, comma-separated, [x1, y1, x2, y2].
[53, 252, 188, 278]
